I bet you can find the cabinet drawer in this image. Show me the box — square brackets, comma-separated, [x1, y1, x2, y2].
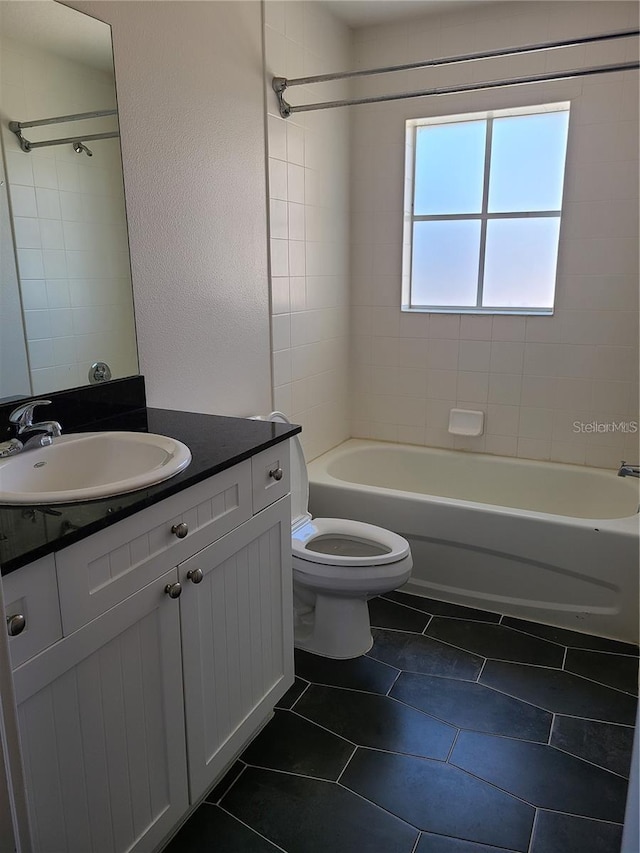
[56, 461, 252, 634]
[251, 442, 290, 514]
[3, 555, 62, 668]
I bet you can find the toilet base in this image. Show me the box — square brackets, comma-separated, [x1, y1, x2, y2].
[294, 593, 374, 659]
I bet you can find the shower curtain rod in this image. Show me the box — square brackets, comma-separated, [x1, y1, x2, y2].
[9, 108, 117, 130]
[274, 61, 639, 117]
[272, 28, 639, 117]
[9, 109, 119, 153]
[14, 131, 120, 153]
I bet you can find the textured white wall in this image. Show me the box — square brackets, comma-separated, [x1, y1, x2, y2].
[73, 0, 272, 416]
[264, 0, 351, 460]
[349, 0, 639, 468]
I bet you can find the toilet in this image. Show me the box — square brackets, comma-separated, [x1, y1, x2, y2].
[268, 413, 412, 659]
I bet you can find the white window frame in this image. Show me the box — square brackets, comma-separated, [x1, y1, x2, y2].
[401, 102, 570, 316]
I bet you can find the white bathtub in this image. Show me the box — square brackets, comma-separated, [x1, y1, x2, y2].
[308, 440, 640, 644]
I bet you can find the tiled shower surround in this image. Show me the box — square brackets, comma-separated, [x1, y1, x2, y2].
[348, 0, 639, 468]
[165, 591, 638, 853]
[265, 1, 639, 469]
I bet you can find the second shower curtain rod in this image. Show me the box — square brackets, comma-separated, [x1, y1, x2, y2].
[272, 28, 639, 117]
[9, 108, 119, 154]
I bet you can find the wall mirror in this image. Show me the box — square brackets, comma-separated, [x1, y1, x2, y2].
[0, 0, 138, 401]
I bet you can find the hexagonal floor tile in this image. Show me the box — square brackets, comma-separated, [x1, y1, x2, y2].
[416, 834, 518, 853]
[340, 747, 534, 851]
[369, 596, 432, 633]
[551, 716, 635, 777]
[163, 803, 280, 852]
[240, 709, 354, 780]
[294, 647, 399, 694]
[369, 628, 483, 680]
[425, 618, 564, 667]
[529, 810, 623, 853]
[221, 766, 419, 853]
[501, 617, 639, 656]
[480, 660, 638, 724]
[384, 592, 500, 623]
[451, 731, 628, 823]
[564, 648, 639, 695]
[294, 684, 456, 759]
[391, 671, 551, 741]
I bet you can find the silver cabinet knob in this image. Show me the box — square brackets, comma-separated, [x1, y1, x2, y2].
[269, 467, 284, 481]
[171, 522, 189, 539]
[7, 614, 26, 637]
[165, 582, 182, 599]
[187, 568, 204, 584]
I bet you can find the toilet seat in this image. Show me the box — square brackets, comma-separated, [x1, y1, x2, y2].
[292, 517, 410, 568]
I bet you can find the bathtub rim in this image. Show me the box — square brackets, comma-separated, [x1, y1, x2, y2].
[307, 439, 640, 529]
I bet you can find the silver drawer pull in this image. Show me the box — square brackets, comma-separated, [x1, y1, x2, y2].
[7, 614, 26, 637]
[269, 467, 284, 481]
[165, 582, 182, 599]
[187, 568, 204, 584]
[171, 522, 189, 539]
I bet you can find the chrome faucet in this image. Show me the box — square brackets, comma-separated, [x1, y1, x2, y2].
[617, 461, 640, 478]
[8, 399, 62, 451]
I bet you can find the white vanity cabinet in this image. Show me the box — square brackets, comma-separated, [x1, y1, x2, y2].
[179, 498, 292, 801]
[2, 444, 294, 853]
[11, 568, 188, 853]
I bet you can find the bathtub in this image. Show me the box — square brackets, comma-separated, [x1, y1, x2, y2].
[307, 440, 640, 644]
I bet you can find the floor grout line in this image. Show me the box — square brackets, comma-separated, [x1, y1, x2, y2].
[386, 669, 403, 696]
[526, 809, 538, 853]
[336, 745, 358, 784]
[215, 804, 288, 853]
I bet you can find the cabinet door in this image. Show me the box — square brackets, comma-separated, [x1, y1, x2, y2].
[12, 569, 188, 853]
[179, 497, 294, 802]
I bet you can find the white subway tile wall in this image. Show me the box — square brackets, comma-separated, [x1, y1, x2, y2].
[265, 1, 351, 461]
[1, 35, 137, 394]
[346, 0, 639, 466]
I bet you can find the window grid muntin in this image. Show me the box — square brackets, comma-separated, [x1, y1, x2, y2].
[408, 107, 567, 313]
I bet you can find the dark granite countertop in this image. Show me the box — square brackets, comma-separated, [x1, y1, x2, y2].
[0, 408, 300, 576]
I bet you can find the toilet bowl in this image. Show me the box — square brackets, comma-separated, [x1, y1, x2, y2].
[268, 413, 412, 659]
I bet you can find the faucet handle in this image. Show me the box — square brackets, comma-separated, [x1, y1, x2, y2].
[9, 399, 52, 429]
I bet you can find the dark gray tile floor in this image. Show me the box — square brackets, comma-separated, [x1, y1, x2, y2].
[164, 591, 638, 853]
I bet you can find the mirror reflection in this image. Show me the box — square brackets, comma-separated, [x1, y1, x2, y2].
[0, 0, 138, 400]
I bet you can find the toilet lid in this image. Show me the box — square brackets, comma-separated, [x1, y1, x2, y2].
[268, 411, 309, 527]
[292, 517, 411, 568]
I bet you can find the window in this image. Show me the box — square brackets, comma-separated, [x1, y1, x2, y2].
[402, 103, 570, 314]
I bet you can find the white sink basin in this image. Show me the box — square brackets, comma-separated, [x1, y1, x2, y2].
[0, 432, 192, 504]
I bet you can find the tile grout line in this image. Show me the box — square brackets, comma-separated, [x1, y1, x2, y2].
[288, 707, 358, 748]
[287, 680, 310, 711]
[409, 831, 422, 853]
[336, 745, 358, 784]
[534, 806, 625, 827]
[211, 762, 249, 806]
[386, 668, 403, 696]
[445, 727, 462, 763]
[526, 809, 539, 853]
[215, 803, 288, 853]
[475, 657, 488, 682]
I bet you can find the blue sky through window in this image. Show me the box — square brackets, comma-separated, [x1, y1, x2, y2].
[408, 105, 569, 312]
[488, 112, 570, 213]
[414, 120, 486, 215]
